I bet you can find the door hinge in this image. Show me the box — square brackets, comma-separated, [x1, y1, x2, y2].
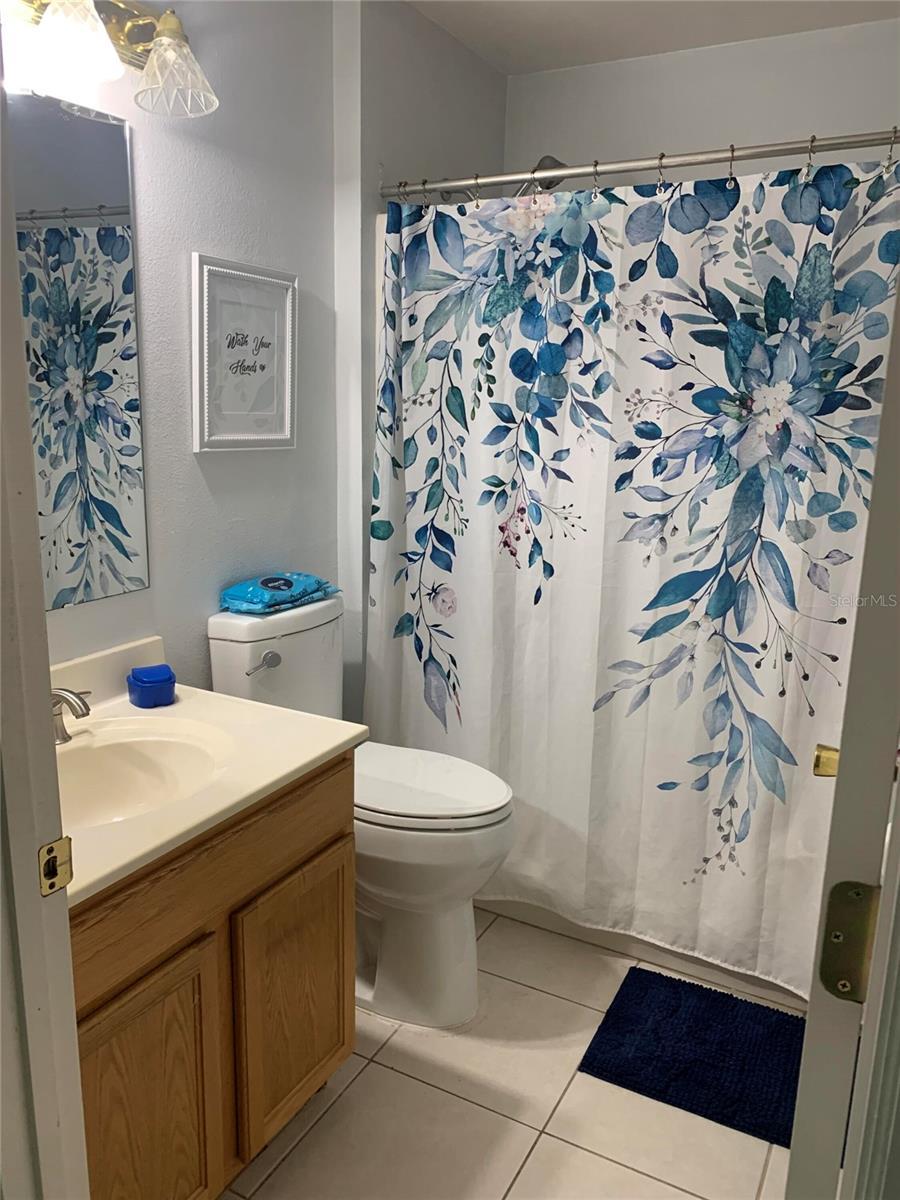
[819, 880, 880, 1003]
[38, 836, 73, 896]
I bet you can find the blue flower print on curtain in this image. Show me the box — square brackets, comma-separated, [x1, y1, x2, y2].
[18, 225, 148, 609]
[375, 190, 622, 727]
[594, 161, 899, 873]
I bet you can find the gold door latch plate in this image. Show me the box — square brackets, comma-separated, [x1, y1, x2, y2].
[813, 743, 840, 776]
[39, 836, 73, 896]
[819, 880, 880, 1002]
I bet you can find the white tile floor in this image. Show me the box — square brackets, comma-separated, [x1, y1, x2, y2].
[227, 911, 792, 1200]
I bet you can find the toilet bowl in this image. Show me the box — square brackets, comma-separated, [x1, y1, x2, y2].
[354, 740, 513, 1027]
[207, 596, 515, 1028]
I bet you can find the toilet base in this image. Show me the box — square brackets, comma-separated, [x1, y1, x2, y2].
[355, 900, 478, 1028]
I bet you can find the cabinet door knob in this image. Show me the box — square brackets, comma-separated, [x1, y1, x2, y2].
[245, 650, 282, 677]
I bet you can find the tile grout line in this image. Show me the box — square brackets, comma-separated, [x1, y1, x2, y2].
[499, 1131, 541, 1200]
[482, 913, 805, 1012]
[476, 965, 614, 1013]
[369, 989, 602, 1135]
[498, 1060, 709, 1200]
[542, 1131, 709, 1200]
[494, 1064, 579, 1199]
[239, 1057, 375, 1197]
[541, 1064, 746, 1200]
[475, 910, 499, 939]
[541, 1066, 580, 1133]
[755, 1143, 774, 1200]
[370, 1057, 548, 1134]
[247, 991, 774, 1200]
[480, 912, 639, 964]
[479, 922, 800, 1019]
[366, 1020, 400, 1058]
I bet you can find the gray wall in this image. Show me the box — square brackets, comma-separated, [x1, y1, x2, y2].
[342, 0, 507, 719]
[505, 20, 900, 186]
[36, 1, 337, 686]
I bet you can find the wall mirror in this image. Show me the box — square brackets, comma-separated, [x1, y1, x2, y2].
[10, 94, 148, 611]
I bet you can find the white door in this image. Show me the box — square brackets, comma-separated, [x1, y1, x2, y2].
[786, 317, 900, 1198]
[1, 93, 91, 1199]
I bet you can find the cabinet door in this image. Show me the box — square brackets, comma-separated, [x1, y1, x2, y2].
[232, 835, 355, 1157]
[78, 936, 224, 1200]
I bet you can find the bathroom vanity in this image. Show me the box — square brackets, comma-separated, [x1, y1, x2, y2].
[56, 639, 367, 1200]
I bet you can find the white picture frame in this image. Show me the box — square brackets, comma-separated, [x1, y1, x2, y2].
[192, 253, 298, 451]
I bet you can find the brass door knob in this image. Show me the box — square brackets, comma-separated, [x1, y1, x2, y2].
[814, 744, 840, 777]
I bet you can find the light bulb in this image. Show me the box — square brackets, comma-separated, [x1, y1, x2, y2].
[0, 0, 42, 94]
[31, 0, 124, 104]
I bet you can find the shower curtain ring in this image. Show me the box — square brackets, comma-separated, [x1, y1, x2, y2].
[530, 169, 539, 207]
[656, 152, 667, 195]
[398, 180, 409, 204]
[473, 173, 481, 209]
[592, 159, 600, 201]
[421, 179, 430, 213]
[803, 134, 816, 181]
[726, 144, 736, 189]
[882, 125, 897, 176]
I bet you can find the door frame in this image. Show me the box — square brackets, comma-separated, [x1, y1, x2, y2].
[1, 91, 91, 1198]
[786, 299, 900, 1198]
[842, 795, 900, 1199]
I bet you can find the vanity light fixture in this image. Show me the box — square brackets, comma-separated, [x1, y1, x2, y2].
[132, 9, 218, 117]
[32, 0, 124, 92]
[4, 0, 219, 117]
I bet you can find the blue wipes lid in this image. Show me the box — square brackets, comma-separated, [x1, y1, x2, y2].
[130, 663, 176, 686]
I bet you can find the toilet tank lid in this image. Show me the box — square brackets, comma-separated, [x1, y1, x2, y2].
[208, 594, 343, 642]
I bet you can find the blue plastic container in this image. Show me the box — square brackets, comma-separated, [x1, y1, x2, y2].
[127, 663, 176, 708]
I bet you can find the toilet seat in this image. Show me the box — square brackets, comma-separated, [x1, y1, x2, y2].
[354, 741, 513, 832]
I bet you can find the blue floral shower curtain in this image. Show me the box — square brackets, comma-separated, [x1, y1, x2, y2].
[18, 223, 147, 610]
[365, 163, 899, 994]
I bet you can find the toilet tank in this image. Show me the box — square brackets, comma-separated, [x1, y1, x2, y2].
[207, 595, 343, 719]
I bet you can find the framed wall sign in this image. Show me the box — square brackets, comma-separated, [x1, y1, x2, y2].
[192, 253, 298, 451]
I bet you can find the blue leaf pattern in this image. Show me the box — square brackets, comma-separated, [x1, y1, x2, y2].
[371, 163, 898, 873]
[598, 161, 897, 874]
[17, 225, 146, 609]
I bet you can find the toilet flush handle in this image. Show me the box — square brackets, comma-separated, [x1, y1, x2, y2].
[245, 650, 282, 677]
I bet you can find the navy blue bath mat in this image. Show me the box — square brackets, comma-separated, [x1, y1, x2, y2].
[579, 966, 805, 1147]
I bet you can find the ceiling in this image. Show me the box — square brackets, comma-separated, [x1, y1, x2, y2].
[410, 1, 900, 75]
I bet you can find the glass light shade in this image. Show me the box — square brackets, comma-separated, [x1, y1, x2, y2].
[31, 0, 124, 102]
[133, 15, 218, 118]
[0, 0, 41, 94]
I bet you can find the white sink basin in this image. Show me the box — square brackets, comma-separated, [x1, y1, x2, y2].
[57, 717, 234, 829]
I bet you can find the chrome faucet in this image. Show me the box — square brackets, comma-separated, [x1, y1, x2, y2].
[51, 688, 92, 745]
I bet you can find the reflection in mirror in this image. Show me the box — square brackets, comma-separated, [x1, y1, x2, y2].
[11, 95, 148, 611]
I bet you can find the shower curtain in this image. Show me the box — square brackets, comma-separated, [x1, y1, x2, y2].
[365, 162, 900, 995]
[17, 223, 146, 609]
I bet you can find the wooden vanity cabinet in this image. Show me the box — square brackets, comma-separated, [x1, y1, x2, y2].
[78, 937, 224, 1200]
[69, 754, 356, 1200]
[233, 835, 355, 1158]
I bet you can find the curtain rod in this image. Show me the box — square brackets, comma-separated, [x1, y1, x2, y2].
[16, 205, 130, 223]
[380, 127, 898, 200]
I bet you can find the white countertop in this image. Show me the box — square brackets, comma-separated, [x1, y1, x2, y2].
[62, 683, 368, 907]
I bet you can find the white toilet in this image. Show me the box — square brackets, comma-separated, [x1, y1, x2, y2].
[207, 596, 513, 1027]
